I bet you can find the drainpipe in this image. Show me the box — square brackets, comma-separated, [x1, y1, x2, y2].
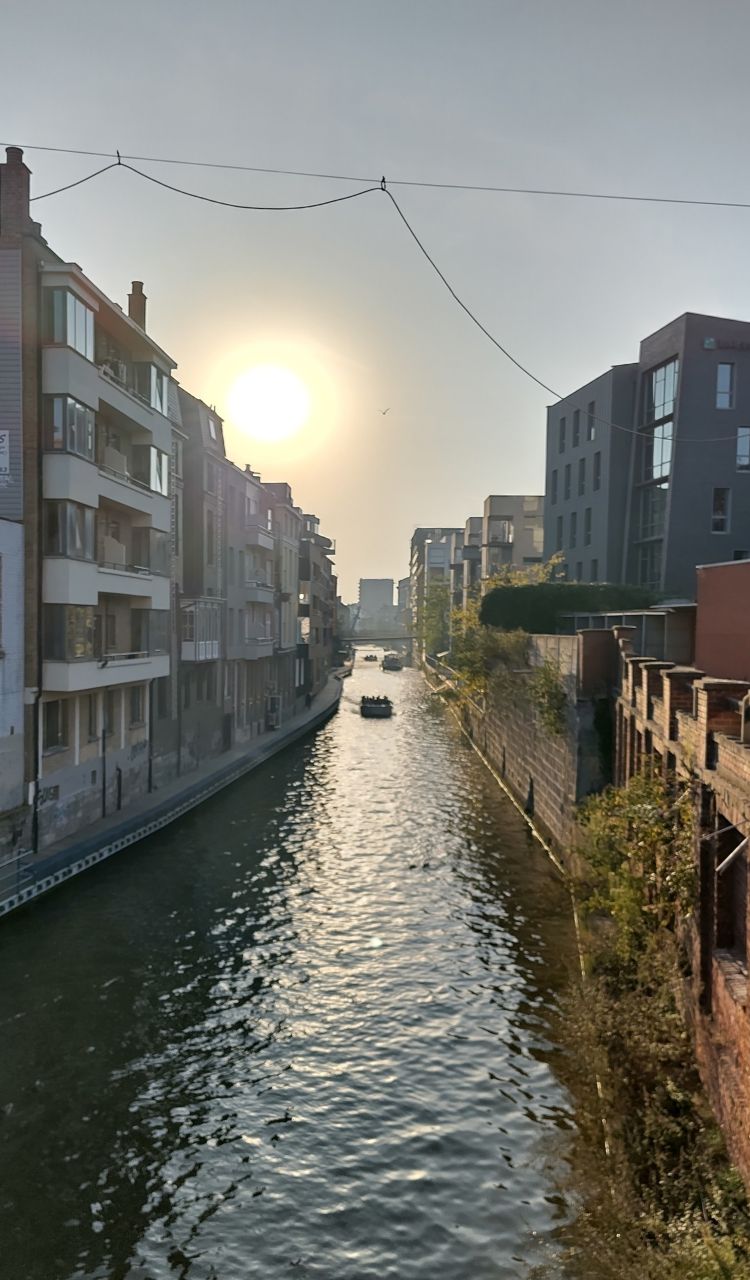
[147, 676, 154, 792]
[31, 265, 45, 857]
[101, 718, 107, 818]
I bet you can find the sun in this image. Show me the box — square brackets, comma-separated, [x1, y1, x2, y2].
[227, 364, 311, 443]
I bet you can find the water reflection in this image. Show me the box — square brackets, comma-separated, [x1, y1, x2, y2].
[0, 667, 578, 1279]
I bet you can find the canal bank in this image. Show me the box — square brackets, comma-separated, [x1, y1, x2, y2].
[0, 661, 580, 1280]
[0, 674, 344, 920]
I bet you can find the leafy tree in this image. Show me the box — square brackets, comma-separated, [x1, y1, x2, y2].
[422, 581, 451, 656]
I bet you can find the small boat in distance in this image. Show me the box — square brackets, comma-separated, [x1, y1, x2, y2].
[382, 652, 403, 671]
[363, 653, 379, 662]
[360, 695, 393, 718]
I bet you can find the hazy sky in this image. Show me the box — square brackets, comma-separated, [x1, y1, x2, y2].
[5, 0, 750, 598]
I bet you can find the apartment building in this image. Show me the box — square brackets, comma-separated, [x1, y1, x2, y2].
[409, 527, 461, 656]
[461, 516, 483, 610]
[0, 230, 25, 816]
[0, 149, 177, 847]
[481, 495, 544, 583]
[544, 365, 636, 584]
[545, 314, 750, 594]
[299, 513, 336, 696]
[224, 461, 275, 741]
[264, 482, 303, 721]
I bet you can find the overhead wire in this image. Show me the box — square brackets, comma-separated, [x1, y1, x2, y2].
[10, 139, 750, 210]
[18, 151, 748, 445]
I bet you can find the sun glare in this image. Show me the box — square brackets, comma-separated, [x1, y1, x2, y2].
[227, 364, 311, 443]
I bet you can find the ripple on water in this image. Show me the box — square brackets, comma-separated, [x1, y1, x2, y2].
[0, 666, 577, 1280]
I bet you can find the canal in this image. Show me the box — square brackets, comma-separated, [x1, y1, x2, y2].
[0, 662, 579, 1280]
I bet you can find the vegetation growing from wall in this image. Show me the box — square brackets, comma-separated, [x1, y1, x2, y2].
[480, 580, 654, 634]
[422, 581, 451, 656]
[539, 773, 750, 1279]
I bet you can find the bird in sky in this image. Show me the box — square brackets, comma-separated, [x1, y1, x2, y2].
[379, 408, 390, 415]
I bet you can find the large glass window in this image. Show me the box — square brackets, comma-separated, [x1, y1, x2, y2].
[641, 420, 673, 481]
[48, 289, 94, 360]
[644, 357, 679, 424]
[556, 516, 563, 551]
[638, 543, 663, 590]
[737, 427, 750, 471]
[132, 528, 169, 575]
[43, 605, 95, 661]
[44, 396, 95, 460]
[584, 507, 592, 546]
[129, 686, 145, 726]
[640, 482, 668, 540]
[572, 410, 580, 448]
[712, 487, 731, 533]
[717, 363, 735, 410]
[135, 364, 169, 413]
[132, 445, 169, 496]
[587, 401, 596, 442]
[569, 511, 577, 548]
[44, 501, 95, 560]
[132, 609, 169, 654]
[43, 699, 69, 752]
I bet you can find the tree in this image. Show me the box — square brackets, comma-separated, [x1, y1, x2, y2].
[422, 581, 451, 656]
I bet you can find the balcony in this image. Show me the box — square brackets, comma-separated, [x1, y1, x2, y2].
[245, 522, 274, 552]
[181, 597, 222, 663]
[244, 579, 274, 605]
[245, 636, 274, 659]
[44, 651, 169, 693]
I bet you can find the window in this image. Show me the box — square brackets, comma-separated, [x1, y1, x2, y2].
[129, 686, 144, 726]
[156, 676, 169, 719]
[593, 451, 602, 491]
[575, 561, 583, 581]
[105, 690, 119, 739]
[733, 550, 750, 561]
[86, 692, 98, 741]
[584, 507, 592, 546]
[208, 417, 217, 441]
[640, 482, 668, 540]
[587, 401, 596, 442]
[132, 445, 169, 496]
[717, 363, 735, 410]
[135, 364, 169, 413]
[645, 358, 679, 424]
[737, 427, 750, 471]
[638, 543, 663, 590]
[44, 501, 95, 560]
[558, 417, 566, 453]
[590, 558, 599, 582]
[43, 605, 95, 661]
[43, 699, 69, 752]
[578, 457, 586, 496]
[206, 461, 216, 494]
[569, 511, 577, 548]
[712, 487, 731, 533]
[572, 409, 580, 447]
[550, 470, 558, 505]
[181, 608, 195, 642]
[640, 420, 673, 481]
[564, 463, 571, 500]
[44, 396, 95, 460]
[48, 289, 94, 361]
[206, 509, 215, 564]
[556, 516, 563, 551]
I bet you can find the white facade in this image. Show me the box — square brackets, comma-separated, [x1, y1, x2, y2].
[0, 520, 24, 810]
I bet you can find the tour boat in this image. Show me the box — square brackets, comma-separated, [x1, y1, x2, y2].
[363, 653, 379, 662]
[360, 696, 393, 718]
[381, 652, 403, 671]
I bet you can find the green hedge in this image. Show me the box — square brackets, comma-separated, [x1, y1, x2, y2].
[479, 581, 655, 633]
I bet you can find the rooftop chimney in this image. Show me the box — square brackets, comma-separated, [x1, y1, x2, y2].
[0, 146, 33, 239]
[128, 280, 146, 329]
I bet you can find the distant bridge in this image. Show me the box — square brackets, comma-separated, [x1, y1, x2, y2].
[346, 630, 413, 643]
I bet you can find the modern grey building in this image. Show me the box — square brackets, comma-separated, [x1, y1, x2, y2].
[543, 365, 637, 585]
[544, 312, 750, 597]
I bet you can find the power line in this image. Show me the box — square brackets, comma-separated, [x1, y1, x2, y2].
[10, 139, 750, 211]
[31, 158, 381, 211]
[20, 155, 746, 446]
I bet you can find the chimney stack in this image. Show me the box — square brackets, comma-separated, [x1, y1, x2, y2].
[0, 146, 33, 239]
[128, 280, 146, 329]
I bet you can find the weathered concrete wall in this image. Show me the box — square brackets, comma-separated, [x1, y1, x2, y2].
[440, 633, 610, 857]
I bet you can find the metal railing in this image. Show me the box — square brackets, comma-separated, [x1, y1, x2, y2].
[0, 850, 34, 901]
